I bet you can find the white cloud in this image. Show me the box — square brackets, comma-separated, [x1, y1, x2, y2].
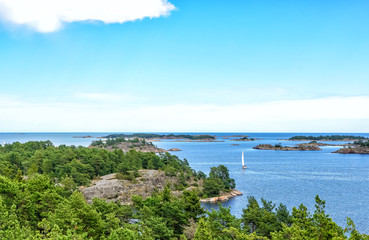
[0, 0, 175, 32]
[1, 95, 369, 132]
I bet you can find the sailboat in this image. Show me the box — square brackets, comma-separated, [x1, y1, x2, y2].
[242, 150, 247, 169]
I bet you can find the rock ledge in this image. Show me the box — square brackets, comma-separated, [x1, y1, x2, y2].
[200, 189, 242, 203]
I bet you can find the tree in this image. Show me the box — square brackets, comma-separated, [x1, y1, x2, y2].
[203, 177, 223, 197]
[209, 165, 235, 190]
[182, 190, 205, 221]
[194, 218, 212, 240]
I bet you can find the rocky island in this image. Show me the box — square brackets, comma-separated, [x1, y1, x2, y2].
[333, 140, 369, 154]
[231, 137, 255, 141]
[253, 143, 321, 151]
[168, 148, 182, 151]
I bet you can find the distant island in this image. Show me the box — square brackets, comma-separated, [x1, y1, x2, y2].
[103, 133, 216, 141]
[222, 135, 249, 138]
[231, 137, 255, 141]
[72, 135, 95, 138]
[333, 140, 369, 154]
[90, 137, 167, 153]
[253, 143, 321, 151]
[286, 135, 368, 141]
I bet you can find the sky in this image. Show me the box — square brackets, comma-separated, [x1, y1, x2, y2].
[0, 0, 369, 132]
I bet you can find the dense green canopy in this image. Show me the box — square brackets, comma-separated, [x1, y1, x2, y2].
[0, 141, 368, 239]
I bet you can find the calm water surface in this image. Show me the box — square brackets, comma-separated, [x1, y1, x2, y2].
[1, 132, 368, 233]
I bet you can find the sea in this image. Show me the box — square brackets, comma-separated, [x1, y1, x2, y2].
[1, 132, 368, 233]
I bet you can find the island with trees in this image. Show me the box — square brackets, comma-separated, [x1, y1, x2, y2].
[253, 143, 322, 151]
[286, 135, 368, 141]
[231, 137, 255, 142]
[0, 141, 368, 239]
[333, 140, 369, 154]
[102, 133, 217, 141]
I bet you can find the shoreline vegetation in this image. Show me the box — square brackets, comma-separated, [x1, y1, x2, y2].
[0, 140, 368, 238]
[333, 140, 369, 154]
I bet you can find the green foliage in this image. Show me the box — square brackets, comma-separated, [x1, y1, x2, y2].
[0, 141, 195, 188]
[0, 141, 367, 239]
[0, 172, 366, 240]
[354, 140, 369, 147]
[182, 190, 205, 221]
[194, 218, 213, 240]
[271, 195, 346, 240]
[202, 165, 235, 197]
[203, 177, 223, 197]
[209, 165, 235, 190]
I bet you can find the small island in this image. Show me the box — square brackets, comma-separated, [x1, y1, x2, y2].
[231, 137, 255, 141]
[222, 135, 249, 138]
[285, 135, 368, 142]
[253, 143, 321, 151]
[167, 148, 182, 151]
[72, 135, 95, 138]
[333, 140, 369, 154]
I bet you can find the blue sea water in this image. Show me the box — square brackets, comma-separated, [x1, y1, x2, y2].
[1, 132, 368, 233]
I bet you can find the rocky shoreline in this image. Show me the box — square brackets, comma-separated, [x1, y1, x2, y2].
[200, 189, 243, 203]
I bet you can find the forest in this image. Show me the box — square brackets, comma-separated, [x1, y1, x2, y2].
[0, 141, 368, 239]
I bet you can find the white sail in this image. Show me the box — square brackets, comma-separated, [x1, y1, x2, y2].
[242, 150, 247, 169]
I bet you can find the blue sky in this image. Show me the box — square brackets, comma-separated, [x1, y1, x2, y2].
[0, 0, 369, 132]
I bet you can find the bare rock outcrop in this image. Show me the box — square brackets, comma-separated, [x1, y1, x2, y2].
[200, 189, 243, 203]
[81, 170, 178, 205]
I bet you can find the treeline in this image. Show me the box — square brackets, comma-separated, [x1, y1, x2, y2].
[0, 174, 367, 239]
[354, 140, 369, 147]
[103, 133, 216, 140]
[0, 141, 197, 187]
[289, 135, 367, 141]
[91, 137, 153, 147]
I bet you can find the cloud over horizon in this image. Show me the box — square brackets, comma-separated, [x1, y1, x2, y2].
[1, 95, 369, 132]
[0, 0, 175, 32]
